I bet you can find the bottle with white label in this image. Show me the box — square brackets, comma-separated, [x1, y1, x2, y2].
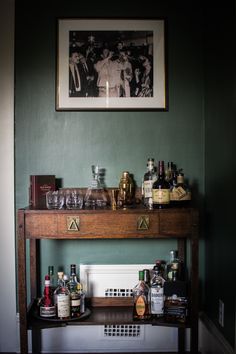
[54, 274, 70, 319]
[143, 158, 157, 209]
[150, 263, 165, 318]
[39, 275, 56, 318]
[152, 160, 170, 209]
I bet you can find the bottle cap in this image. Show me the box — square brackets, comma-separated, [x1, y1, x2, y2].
[143, 269, 150, 282]
[139, 270, 144, 280]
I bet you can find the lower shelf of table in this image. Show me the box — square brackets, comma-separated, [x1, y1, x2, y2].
[28, 305, 191, 330]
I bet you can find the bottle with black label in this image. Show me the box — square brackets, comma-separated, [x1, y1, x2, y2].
[68, 264, 81, 318]
[143, 158, 157, 209]
[152, 161, 170, 209]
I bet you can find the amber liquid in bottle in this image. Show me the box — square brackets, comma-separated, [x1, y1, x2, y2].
[133, 270, 150, 320]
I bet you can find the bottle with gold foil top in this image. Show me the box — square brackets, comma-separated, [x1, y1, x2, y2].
[152, 161, 170, 209]
[118, 171, 134, 207]
[133, 270, 150, 320]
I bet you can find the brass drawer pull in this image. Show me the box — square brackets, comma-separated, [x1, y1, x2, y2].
[67, 216, 80, 232]
[137, 216, 149, 230]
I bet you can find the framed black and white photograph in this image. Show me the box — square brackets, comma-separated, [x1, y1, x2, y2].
[56, 18, 167, 111]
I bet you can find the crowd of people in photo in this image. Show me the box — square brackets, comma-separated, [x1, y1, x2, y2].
[69, 39, 153, 98]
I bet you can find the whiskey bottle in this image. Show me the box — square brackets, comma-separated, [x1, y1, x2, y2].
[54, 274, 70, 319]
[68, 264, 81, 318]
[152, 161, 170, 209]
[39, 275, 56, 318]
[143, 158, 157, 209]
[150, 263, 165, 318]
[133, 270, 150, 320]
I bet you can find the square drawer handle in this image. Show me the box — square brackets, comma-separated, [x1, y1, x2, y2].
[137, 216, 149, 230]
[67, 216, 80, 232]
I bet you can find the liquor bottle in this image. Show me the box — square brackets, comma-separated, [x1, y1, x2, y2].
[170, 169, 191, 206]
[165, 162, 174, 183]
[133, 270, 150, 320]
[143, 158, 157, 209]
[48, 265, 55, 290]
[54, 271, 64, 306]
[154, 260, 166, 280]
[54, 274, 70, 319]
[68, 264, 81, 318]
[39, 275, 56, 318]
[152, 161, 170, 209]
[167, 250, 181, 281]
[150, 263, 165, 318]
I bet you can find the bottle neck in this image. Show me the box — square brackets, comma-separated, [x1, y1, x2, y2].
[147, 160, 154, 172]
[158, 161, 165, 179]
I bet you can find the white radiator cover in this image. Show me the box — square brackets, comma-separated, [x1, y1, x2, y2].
[27, 264, 190, 353]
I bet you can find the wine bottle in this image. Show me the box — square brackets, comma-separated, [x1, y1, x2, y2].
[152, 161, 170, 208]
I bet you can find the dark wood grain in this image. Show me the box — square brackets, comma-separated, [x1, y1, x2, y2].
[17, 206, 199, 354]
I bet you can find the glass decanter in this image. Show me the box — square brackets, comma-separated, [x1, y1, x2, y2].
[84, 165, 108, 208]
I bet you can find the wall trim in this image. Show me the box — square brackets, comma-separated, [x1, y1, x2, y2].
[200, 312, 235, 354]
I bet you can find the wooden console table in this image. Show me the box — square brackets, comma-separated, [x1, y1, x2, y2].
[17, 206, 199, 354]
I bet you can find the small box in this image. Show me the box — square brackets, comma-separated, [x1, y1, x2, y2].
[29, 175, 55, 208]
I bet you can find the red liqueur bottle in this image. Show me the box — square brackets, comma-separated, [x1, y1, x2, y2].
[39, 275, 56, 318]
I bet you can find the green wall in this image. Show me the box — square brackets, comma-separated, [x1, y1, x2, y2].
[204, 1, 236, 348]
[15, 0, 205, 310]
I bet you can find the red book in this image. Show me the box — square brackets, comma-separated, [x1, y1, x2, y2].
[29, 175, 56, 208]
